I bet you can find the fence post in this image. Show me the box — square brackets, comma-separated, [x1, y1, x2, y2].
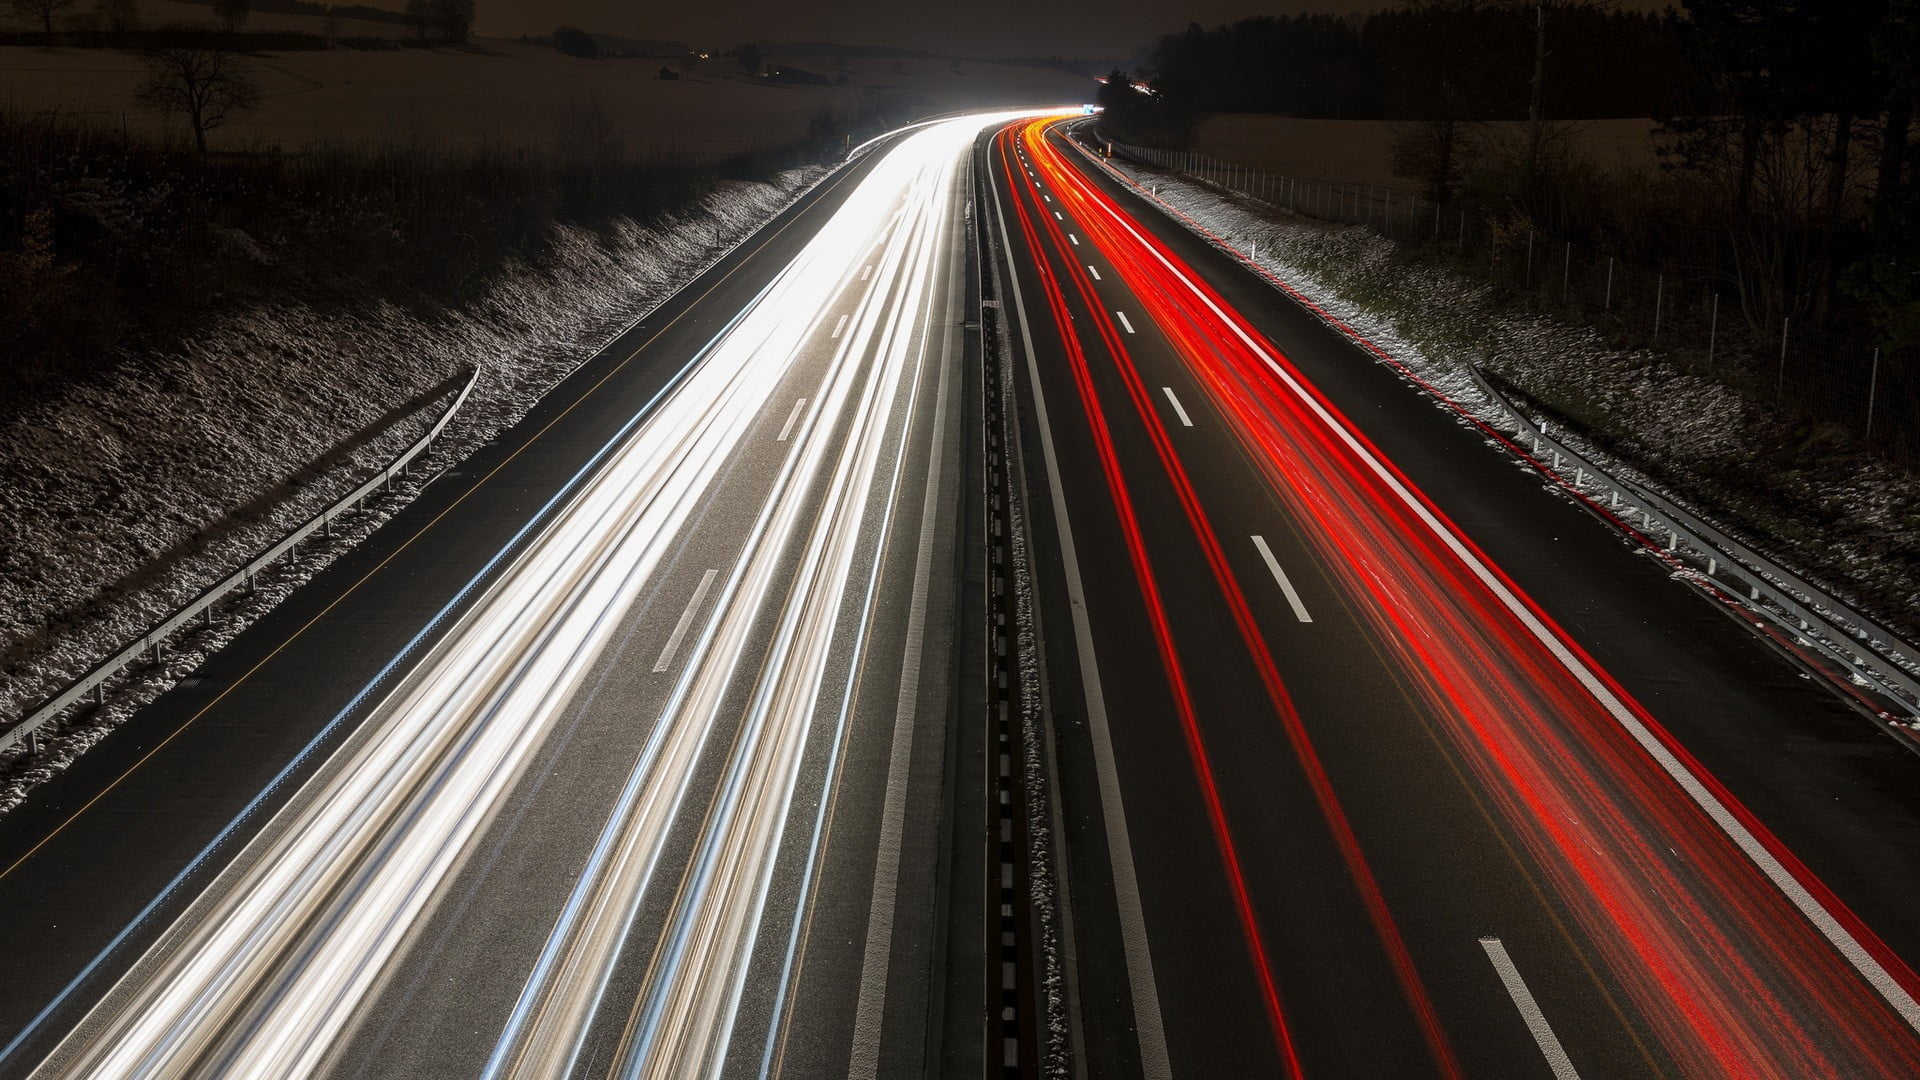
[1562, 242, 1572, 304]
[1654, 273, 1664, 338]
[1384, 189, 1392, 237]
[1458, 209, 1466, 251]
[1866, 347, 1881, 439]
[1525, 230, 1534, 287]
[1604, 257, 1615, 312]
[1708, 294, 1719, 369]
[1776, 317, 1790, 398]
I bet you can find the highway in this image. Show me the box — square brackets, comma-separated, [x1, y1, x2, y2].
[0, 113, 1042, 1080]
[6, 104, 1920, 1080]
[984, 115, 1920, 1078]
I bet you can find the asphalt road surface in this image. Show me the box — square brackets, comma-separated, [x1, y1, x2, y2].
[7, 104, 1920, 1080]
[985, 115, 1920, 1080]
[0, 112, 1038, 1080]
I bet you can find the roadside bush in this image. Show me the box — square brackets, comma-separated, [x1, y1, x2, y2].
[552, 24, 594, 58]
[0, 96, 898, 418]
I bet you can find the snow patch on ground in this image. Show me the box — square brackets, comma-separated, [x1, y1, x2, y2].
[0, 165, 827, 813]
[1101, 152, 1920, 645]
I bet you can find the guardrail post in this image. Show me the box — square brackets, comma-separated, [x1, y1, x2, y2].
[27, 729, 39, 756]
[1866, 348, 1880, 439]
[1708, 294, 1719, 369]
[1776, 317, 1790, 398]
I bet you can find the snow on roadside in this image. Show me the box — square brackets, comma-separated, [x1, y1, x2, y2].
[0, 165, 827, 814]
[1090, 148, 1920, 647]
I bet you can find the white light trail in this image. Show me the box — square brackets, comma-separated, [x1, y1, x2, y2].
[32, 109, 1065, 1080]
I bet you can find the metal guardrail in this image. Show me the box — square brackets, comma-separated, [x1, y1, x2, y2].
[1467, 367, 1920, 722]
[1066, 123, 1920, 724]
[2, 365, 482, 757]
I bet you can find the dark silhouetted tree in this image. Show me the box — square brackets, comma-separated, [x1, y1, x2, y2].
[95, 0, 136, 32]
[428, 0, 472, 44]
[135, 45, 260, 153]
[1382, 0, 1494, 203]
[403, 0, 429, 42]
[553, 25, 595, 58]
[211, 0, 247, 33]
[6, 0, 79, 34]
[1496, 1, 1619, 191]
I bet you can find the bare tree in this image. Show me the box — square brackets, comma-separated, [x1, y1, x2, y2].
[428, 0, 472, 44]
[1391, 114, 1486, 204]
[7, 0, 79, 34]
[94, 0, 135, 32]
[402, 0, 428, 42]
[1388, 0, 1492, 203]
[1498, 1, 1618, 191]
[211, 0, 247, 33]
[135, 46, 260, 153]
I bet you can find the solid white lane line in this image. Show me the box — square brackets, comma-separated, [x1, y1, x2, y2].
[1068, 234, 1079, 246]
[652, 568, 718, 673]
[1057, 141, 1920, 1033]
[832, 313, 848, 339]
[1480, 937, 1582, 1080]
[1086, 265, 1102, 281]
[988, 159, 1173, 1080]
[1160, 387, 1192, 427]
[1251, 536, 1313, 623]
[848, 285, 957, 1080]
[777, 398, 807, 442]
[1115, 311, 1135, 335]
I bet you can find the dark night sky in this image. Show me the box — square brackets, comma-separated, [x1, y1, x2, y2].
[468, 1, 1669, 61]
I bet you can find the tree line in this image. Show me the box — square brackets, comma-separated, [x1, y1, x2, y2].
[2, 0, 472, 42]
[1141, 6, 1682, 123]
[1101, 1, 1920, 349]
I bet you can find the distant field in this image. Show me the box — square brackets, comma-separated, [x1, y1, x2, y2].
[0, 15, 1096, 158]
[1191, 113, 1663, 193]
[138, 0, 410, 38]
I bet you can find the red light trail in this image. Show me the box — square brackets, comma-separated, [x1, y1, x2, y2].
[1002, 114, 1920, 1078]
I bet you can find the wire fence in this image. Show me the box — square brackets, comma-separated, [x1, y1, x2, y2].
[1106, 139, 1918, 469]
